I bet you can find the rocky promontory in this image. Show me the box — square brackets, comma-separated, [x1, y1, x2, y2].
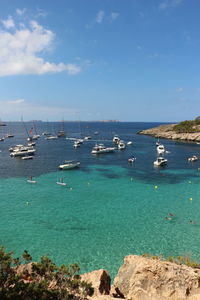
[84, 255, 200, 300]
[138, 124, 200, 142]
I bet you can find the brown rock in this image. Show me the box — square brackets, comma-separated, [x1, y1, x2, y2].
[81, 269, 111, 296]
[112, 255, 200, 300]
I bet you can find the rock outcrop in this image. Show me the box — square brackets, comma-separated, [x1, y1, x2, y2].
[83, 255, 200, 300]
[81, 269, 111, 296]
[138, 124, 200, 142]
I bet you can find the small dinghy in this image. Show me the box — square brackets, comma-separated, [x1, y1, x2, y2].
[188, 155, 198, 162]
[56, 178, 67, 186]
[128, 157, 136, 163]
[22, 156, 33, 160]
[27, 176, 37, 184]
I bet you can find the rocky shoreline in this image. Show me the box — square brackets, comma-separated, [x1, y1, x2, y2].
[138, 124, 200, 142]
[83, 255, 200, 300]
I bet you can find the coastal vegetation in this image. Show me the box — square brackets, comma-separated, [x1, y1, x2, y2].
[173, 118, 200, 133]
[0, 246, 93, 300]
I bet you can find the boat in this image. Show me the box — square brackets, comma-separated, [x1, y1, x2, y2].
[118, 140, 126, 150]
[0, 137, 4, 142]
[73, 140, 81, 148]
[46, 135, 58, 140]
[58, 160, 80, 170]
[154, 157, 168, 166]
[57, 130, 66, 137]
[128, 157, 136, 163]
[21, 156, 34, 160]
[27, 176, 37, 184]
[113, 135, 120, 144]
[5, 133, 14, 138]
[127, 141, 133, 145]
[10, 145, 36, 157]
[28, 142, 36, 147]
[188, 155, 198, 162]
[56, 178, 67, 186]
[84, 136, 91, 140]
[157, 144, 165, 154]
[91, 144, 115, 154]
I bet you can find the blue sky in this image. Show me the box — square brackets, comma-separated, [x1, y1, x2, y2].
[0, 0, 199, 122]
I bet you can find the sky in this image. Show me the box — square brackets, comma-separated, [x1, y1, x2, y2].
[0, 0, 199, 122]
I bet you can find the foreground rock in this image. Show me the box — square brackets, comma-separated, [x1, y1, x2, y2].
[81, 269, 111, 296]
[112, 255, 200, 300]
[138, 124, 200, 142]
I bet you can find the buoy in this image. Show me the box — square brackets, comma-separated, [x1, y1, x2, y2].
[130, 178, 133, 181]
[188, 181, 192, 184]
[70, 187, 73, 190]
[189, 197, 193, 201]
[26, 202, 29, 205]
[87, 182, 90, 185]
[154, 185, 158, 189]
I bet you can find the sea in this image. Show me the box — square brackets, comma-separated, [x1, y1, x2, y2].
[0, 121, 200, 278]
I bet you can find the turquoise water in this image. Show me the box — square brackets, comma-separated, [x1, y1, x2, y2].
[1, 165, 200, 278]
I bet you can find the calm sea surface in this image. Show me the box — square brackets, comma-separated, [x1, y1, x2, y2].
[1, 121, 200, 278]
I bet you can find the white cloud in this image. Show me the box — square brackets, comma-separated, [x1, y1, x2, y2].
[0, 17, 81, 76]
[16, 8, 26, 16]
[110, 12, 119, 21]
[159, 0, 183, 10]
[96, 10, 104, 23]
[1, 16, 15, 29]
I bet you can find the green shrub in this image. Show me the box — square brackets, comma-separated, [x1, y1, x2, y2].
[0, 246, 94, 300]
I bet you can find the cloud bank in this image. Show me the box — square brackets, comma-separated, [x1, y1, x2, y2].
[0, 15, 80, 76]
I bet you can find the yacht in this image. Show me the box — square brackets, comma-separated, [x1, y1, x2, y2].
[157, 144, 165, 154]
[58, 160, 80, 170]
[188, 155, 198, 162]
[154, 157, 168, 166]
[118, 140, 126, 150]
[91, 144, 115, 154]
[46, 135, 58, 140]
[10, 145, 36, 157]
[128, 157, 136, 163]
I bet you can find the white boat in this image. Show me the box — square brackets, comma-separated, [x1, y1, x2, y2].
[154, 157, 168, 166]
[113, 136, 120, 144]
[10, 149, 36, 157]
[5, 133, 14, 138]
[188, 155, 198, 162]
[157, 144, 165, 154]
[84, 136, 91, 140]
[118, 140, 126, 150]
[127, 141, 133, 145]
[73, 140, 81, 148]
[56, 178, 67, 186]
[91, 144, 115, 154]
[0, 137, 4, 142]
[58, 160, 80, 170]
[57, 130, 66, 137]
[128, 157, 136, 163]
[46, 135, 58, 140]
[27, 176, 37, 184]
[21, 156, 34, 160]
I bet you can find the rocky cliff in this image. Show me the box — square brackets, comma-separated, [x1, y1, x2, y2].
[84, 255, 200, 300]
[138, 124, 200, 142]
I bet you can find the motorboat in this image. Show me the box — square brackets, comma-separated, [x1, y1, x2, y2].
[5, 134, 14, 138]
[0, 137, 4, 142]
[154, 157, 168, 166]
[157, 144, 165, 154]
[128, 157, 136, 163]
[28, 142, 36, 147]
[42, 132, 51, 136]
[58, 160, 80, 170]
[118, 140, 126, 150]
[10, 145, 36, 157]
[73, 140, 81, 148]
[188, 155, 198, 162]
[84, 136, 91, 140]
[91, 144, 115, 154]
[127, 141, 133, 145]
[21, 156, 34, 160]
[113, 135, 120, 144]
[46, 135, 58, 140]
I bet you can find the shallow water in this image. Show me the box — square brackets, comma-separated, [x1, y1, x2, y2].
[0, 122, 200, 278]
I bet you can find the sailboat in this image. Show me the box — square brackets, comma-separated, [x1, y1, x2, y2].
[56, 178, 67, 186]
[27, 176, 37, 184]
